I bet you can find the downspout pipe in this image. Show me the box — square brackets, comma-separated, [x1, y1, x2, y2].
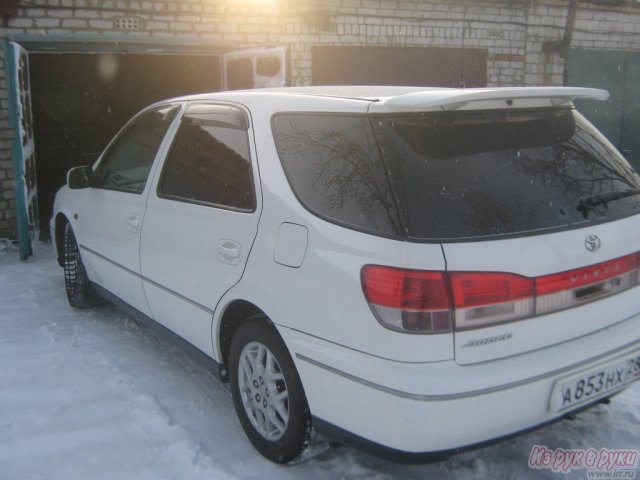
[543, 0, 578, 58]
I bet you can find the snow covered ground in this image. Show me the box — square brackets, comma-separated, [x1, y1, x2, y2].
[1, 242, 638, 480]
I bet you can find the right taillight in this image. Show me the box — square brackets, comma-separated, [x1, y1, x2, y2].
[362, 251, 640, 334]
[535, 251, 640, 315]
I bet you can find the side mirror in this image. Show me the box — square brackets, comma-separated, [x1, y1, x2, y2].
[67, 166, 95, 190]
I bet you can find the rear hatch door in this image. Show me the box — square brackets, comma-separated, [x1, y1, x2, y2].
[374, 103, 640, 365]
[444, 217, 640, 364]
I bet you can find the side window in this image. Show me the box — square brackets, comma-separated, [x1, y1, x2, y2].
[158, 104, 255, 211]
[272, 114, 403, 238]
[95, 105, 180, 193]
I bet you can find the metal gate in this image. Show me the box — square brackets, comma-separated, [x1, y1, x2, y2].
[5, 41, 39, 260]
[567, 49, 640, 170]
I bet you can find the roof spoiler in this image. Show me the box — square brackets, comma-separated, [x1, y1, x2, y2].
[372, 87, 609, 112]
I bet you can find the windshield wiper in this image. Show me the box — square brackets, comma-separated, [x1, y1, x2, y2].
[577, 189, 640, 218]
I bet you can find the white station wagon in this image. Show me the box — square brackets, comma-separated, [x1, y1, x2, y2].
[51, 86, 640, 463]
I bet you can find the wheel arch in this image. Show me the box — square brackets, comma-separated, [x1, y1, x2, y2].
[53, 212, 71, 267]
[216, 299, 271, 375]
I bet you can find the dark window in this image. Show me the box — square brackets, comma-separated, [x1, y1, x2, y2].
[377, 108, 640, 240]
[95, 105, 179, 193]
[273, 114, 402, 238]
[158, 106, 255, 211]
[274, 109, 640, 241]
[225, 58, 253, 90]
[256, 57, 281, 77]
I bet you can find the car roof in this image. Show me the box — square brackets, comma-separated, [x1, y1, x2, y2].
[158, 86, 609, 114]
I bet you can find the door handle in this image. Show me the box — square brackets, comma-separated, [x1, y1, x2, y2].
[127, 214, 140, 233]
[218, 245, 239, 256]
[217, 239, 241, 265]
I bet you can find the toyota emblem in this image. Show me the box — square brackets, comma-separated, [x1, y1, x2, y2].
[585, 235, 601, 252]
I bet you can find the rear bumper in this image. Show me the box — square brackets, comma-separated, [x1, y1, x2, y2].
[311, 397, 614, 464]
[278, 313, 640, 456]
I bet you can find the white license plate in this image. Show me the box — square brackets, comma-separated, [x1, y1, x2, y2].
[550, 352, 640, 413]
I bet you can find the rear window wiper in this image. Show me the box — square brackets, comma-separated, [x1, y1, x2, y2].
[577, 189, 640, 218]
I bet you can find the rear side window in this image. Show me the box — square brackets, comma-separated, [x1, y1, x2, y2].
[158, 105, 255, 211]
[273, 114, 402, 238]
[377, 108, 640, 241]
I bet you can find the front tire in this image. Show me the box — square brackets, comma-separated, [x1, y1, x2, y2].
[62, 222, 101, 308]
[229, 318, 311, 463]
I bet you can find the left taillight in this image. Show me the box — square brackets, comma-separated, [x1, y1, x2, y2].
[361, 265, 452, 333]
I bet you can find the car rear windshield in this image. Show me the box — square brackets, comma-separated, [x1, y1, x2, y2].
[273, 108, 640, 241]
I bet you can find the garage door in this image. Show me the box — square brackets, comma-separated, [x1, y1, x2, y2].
[567, 49, 640, 169]
[30, 52, 221, 239]
[312, 46, 487, 88]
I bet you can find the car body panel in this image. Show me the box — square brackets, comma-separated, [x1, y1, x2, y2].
[135, 101, 262, 356]
[211, 102, 452, 362]
[72, 187, 152, 317]
[279, 318, 640, 452]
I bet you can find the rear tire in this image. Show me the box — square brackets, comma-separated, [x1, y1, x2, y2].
[62, 222, 101, 308]
[229, 317, 311, 463]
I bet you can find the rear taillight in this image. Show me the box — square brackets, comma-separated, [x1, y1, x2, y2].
[362, 251, 640, 334]
[449, 272, 534, 329]
[535, 252, 640, 315]
[361, 266, 452, 333]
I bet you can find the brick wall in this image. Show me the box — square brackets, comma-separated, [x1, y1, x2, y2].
[0, 38, 15, 238]
[0, 0, 639, 240]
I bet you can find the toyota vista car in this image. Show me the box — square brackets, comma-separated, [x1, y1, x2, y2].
[51, 86, 640, 463]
